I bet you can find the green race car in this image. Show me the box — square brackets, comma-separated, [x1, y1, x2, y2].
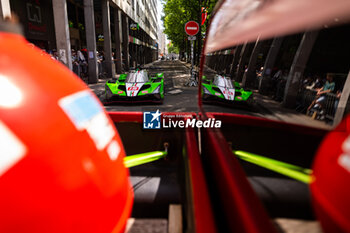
[105, 69, 164, 103]
[202, 74, 253, 104]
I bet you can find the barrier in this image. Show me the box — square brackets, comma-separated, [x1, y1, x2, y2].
[296, 88, 339, 121]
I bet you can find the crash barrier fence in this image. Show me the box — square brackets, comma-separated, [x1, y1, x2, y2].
[296, 88, 339, 121]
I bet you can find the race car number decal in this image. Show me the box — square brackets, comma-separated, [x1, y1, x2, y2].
[218, 87, 235, 100]
[126, 83, 144, 97]
[223, 90, 234, 95]
[127, 86, 140, 91]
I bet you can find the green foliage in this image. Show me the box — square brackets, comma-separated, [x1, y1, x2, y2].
[162, 0, 218, 53]
[167, 43, 179, 54]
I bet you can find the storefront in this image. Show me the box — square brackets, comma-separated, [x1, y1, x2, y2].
[10, 0, 56, 51]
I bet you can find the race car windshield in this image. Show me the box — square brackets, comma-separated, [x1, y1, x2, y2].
[213, 75, 234, 88]
[126, 70, 149, 83]
[198, 0, 350, 130]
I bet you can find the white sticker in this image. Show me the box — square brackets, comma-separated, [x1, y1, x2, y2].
[89, 51, 94, 59]
[59, 90, 115, 150]
[342, 136, 350, 153]
[126, 83, 144, 97]
[107, 140, 121, 161]
[218, 87, 235, 100]
[338, 153, 350, 173]
[0, 121, 26, 176]
[85, 112, 115, 150]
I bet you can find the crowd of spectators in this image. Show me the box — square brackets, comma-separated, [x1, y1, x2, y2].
[253, 66, 343, 122]
[295, 73, 341, 121]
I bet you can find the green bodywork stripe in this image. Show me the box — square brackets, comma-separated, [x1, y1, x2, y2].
[124, 151, 167, 168]
[233, 150, 313, 184]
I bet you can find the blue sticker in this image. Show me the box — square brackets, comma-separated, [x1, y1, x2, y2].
[59, 91, 103, 130]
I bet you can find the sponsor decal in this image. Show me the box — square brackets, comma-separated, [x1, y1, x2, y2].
[0, 121, 27, 176]
[338, 153, 350, 173]
[126, 83, 144, 97]
[143, 110, 222, 129]
[107, 140, 121, 161]
[59, 90, 115, 150]
[339, 136, 350, 172]
[219, 87, 235, 100]
[127, 86, 140, 91]
[143, 110, 162, 129]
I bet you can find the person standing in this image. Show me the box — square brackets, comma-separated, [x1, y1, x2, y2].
[307, 74, 335, 117]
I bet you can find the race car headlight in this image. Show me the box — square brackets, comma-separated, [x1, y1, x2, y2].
[203, 86, 211, 94]
[153, 85, 161, 93]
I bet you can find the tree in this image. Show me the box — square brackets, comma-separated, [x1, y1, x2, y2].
[162, 0, 218, 61]
[167, 42, 179, 54]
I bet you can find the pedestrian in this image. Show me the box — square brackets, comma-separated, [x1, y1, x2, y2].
[71, 49, 79, 76]
[256, 66, 264, 88]
[97, 51, 104, 78]
[77, 50, 88, 79]
[307, 74, 335, 117]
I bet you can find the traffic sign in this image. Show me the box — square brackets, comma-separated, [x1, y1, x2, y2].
[185, 21, 199, 36]
[188, 36, 196, 41]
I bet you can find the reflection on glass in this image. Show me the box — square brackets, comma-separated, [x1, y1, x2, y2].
[126, 70, 149, 83]
[202, 23, 350, 129]
[213, 75, 233, 88]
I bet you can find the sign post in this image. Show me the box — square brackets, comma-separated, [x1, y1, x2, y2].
[185, 21, 199, 86]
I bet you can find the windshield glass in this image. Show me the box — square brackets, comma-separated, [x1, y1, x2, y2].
[213, 75, 234, 88]
[126, 70, 149, 83]
[96, 0, 350, 129]
[199, 0, 350, 130]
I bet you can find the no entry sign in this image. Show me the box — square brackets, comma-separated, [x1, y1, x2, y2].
[185, 21, 199, 36]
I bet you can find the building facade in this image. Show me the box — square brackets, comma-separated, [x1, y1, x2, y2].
[1, 0, 160, 83]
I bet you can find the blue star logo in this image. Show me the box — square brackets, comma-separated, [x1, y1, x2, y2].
[143, 110, 161, 129]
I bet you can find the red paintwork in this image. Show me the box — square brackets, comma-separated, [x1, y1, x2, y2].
[109, 111, 143, 122]
[210, 112, 327, 136]
[108, 112, 196, 123]
[185, 126, 217, 233]
[0, 32, 133, 233]
[310, 115, 350, 233]
[103, 100, 163, 105]
[200, 113, 278, 233]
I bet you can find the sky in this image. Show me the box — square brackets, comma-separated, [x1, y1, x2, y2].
[157, 0, 168, 43]
[157, 0, 165, 30]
